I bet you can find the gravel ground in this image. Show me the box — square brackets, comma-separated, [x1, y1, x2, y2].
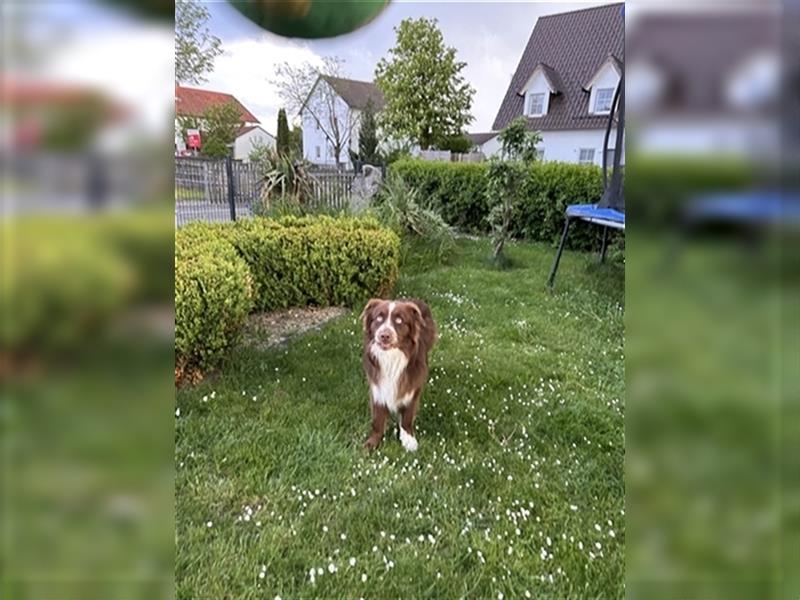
[242, 306, 350, 350]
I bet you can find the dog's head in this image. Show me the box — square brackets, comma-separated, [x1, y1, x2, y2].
[361, 298, 426, 351]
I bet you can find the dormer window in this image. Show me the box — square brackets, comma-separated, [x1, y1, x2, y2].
[519, 63, 562, 119]
[526, 92, 546, 116]
[584, 54, 622, 116]
[594, 88, 615, 113]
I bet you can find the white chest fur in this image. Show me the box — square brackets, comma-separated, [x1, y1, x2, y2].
[369, 344, 410, 413]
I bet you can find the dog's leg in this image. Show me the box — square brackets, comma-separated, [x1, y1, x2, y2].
[363, 401, 389, 451]
[398, 394, 420, 452]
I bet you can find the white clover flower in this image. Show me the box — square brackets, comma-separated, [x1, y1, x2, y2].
[349, 557, 356, 567]
[206, 521, 213, 528]
[175, 408, 180, 417]
[328, 563, 337, 573]
[361, 573, 368, 582]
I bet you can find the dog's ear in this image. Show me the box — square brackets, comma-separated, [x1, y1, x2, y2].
[360, 298, 382, 330]
[407, 301, 424, 327]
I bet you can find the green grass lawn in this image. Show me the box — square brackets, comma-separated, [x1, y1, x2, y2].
[176, 238, 624, 599]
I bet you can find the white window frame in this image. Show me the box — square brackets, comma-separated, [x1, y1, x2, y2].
[578, 148, 595, 165]
[526, 92, 546, 117]
[593, 87, 615, 114]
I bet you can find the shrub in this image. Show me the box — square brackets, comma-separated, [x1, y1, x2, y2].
[626, 155, 755, 225]
[175, 236, 253, 373]
[392, 160, 491, 233]
[391, 159, 605, 250]
[178, 216, 400, 307]
[372, 174, 455, 259]
[226, 216, 400, 311]
[1, 210, 174, 354]
[1, 219, 135, 353]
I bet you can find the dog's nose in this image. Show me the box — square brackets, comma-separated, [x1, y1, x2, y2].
[378, 331, 392, 343]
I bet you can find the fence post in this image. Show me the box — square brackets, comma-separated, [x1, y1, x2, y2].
[225, 155, 236, 221]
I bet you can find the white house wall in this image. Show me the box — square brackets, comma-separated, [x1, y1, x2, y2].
[634, 117, 778, 158]
[538, 129, 623, 165]
[480, 136, 502, 158]
[301, 82, 358, 168]
[234, 127, 275, 161]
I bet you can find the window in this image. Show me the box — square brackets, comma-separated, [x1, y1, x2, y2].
[594, 87, 615, 113]
[526, 92, 546, 116]
[578, 148, 595, 165]
[315, 146, 321, 158]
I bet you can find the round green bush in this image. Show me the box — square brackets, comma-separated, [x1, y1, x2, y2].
[174, 215, 400, 374]
[175, 238, 253, 372]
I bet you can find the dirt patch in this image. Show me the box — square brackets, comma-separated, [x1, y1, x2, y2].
[243, 306, 350, 351]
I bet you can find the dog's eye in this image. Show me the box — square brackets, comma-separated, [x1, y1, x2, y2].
[395, 317, 403, 324]
[376, 315, 384, 322]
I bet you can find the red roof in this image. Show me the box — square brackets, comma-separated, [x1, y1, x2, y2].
[2, 75, 130, 121]
[175, 85, 260, 123]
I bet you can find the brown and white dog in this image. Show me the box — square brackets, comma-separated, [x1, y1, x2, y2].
[360, 298, 437, 452]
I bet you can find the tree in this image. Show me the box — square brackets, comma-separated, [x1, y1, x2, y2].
[276, 108, 291, 156]
[176, 0, 223, 84]
[438, 132, 472, 154]
[375, 18, 474, 150]
[177, 101, 241, 158]
[358, 99, 379, 164]
[272, 56, 357, 167]
[486, 117, 542, 264]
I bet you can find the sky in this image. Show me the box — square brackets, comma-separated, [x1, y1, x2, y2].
[202, 1, 612, 134]
[13, 0, 619, 136]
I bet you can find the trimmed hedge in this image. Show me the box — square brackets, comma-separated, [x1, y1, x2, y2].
[174, 215, 400, 374]
[626, 155, 756, 225]
[393, 156, 756, 245]
[175, 237, 253, 372]
[1, 211, 174, 353]
[391, 159, 605, 250]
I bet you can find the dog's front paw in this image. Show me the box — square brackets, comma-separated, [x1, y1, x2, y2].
[363, 436, 381, 451]
[399, 427, 418, 452]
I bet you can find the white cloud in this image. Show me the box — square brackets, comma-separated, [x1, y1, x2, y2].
[203, 36, 324, 134]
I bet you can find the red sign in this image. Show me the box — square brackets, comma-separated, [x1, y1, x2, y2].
[187, 128, 201, 149]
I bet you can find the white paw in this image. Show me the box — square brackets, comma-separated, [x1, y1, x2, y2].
[399, 427, 418, 452]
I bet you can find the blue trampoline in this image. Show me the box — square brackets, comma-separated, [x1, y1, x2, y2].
[546, 203, 625, 288]
[547, 43, 625, 288]
[685, 191, 800, 226]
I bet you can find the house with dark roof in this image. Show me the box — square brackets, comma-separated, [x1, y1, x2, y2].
[299, 75, 384, 168]
[627, 11, 778, 157]
[175, 85, 274, 160]
[491, 3, 624, 165]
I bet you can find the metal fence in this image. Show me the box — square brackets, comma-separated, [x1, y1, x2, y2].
[175, 156, 357, 226]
